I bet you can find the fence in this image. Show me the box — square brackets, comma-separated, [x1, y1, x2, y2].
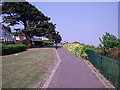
[87, 50, 120, 89]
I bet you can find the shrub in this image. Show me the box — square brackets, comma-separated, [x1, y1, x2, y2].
[98, 32, 120, 50]
[16, 40, 31, 48]
[63, 43, 95, 59]
[95, 32, 120, 59]
[95, 48, 104, 54]
[71, 46, 83, 56]
[1, 44, 26, 55]
[33, 40, 54, 46]
[96, 48, 120, 59]
[109, 48, 120, 59]
[0, 41, 3, 43]
[62, 43, 68, 48]
[64, 43, 83, 52]
[42, 40, 54, 45]
[2, 41, 16, 45]
[80, 45, 94, 59]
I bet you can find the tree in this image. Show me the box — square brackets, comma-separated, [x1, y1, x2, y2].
[22, 22, 56, 39]
[2, 1, 50, 28]
[24, 22, 62, 43]
[50, 31, 62, 49]
[44, 24, 62, 43]
[4, 25, 11, 32]
[2, 1, 50, 40]
[2, 1, 62, 45]
[98, 32, 120, 50]
[53, 32, 62, 43]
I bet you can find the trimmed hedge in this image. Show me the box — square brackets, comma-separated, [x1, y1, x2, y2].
[2, 41, 16, 45]
[0, 41, 3, 43]
[16, 40, 32, 48]
[33, 40, 54, 46]
[1, 44, 26, 55]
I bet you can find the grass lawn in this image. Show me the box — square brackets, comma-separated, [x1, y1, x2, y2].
[2, 48, 57, 88]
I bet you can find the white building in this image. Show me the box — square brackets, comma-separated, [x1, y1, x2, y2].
[0, 24, 16, 41]
[31, 36, 48, 41]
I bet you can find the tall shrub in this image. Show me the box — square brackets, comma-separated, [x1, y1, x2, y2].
[98, 32, 120, 50]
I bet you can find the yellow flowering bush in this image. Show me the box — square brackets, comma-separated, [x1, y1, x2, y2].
[65, 43, 83, 52]
[63, 42, 94, 59]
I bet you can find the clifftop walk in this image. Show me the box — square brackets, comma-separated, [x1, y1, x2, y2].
[49, 47, 106, 88]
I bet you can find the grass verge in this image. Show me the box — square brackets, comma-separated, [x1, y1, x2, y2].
[2, 48, 57, 88]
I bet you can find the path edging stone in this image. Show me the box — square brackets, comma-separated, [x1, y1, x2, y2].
[84, 60, 114, 88]
[42, 49, 61, 88]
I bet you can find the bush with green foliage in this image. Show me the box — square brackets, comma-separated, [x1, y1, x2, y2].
[71, 46, 83, 56]
[2, 41, 16, 45]
[96, 32, 120, 59]
[63, 43, 94, 59]
[98, 32, 120, 50]
[80, 45, 94, 59]
[16, 40, 31, 48]
[0, 41, 3, 43]
[33, 40, 54, 46]
[1, 44, 26, 55]
[62, 43, 69, 48]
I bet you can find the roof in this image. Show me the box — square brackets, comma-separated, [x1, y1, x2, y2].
[0, 24, 16, 41]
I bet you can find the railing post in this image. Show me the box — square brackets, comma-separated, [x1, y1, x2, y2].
[101, 56, 103, 73]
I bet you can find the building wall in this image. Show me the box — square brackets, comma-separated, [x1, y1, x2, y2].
[0, 24, 16, 41]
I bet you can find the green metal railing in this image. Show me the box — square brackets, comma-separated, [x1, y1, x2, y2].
[87, 50, 120, 89]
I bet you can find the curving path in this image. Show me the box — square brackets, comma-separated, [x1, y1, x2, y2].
[49, 48, 106, 88]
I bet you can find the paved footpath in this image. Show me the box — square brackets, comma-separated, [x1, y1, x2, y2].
[49, 48, 106, 88]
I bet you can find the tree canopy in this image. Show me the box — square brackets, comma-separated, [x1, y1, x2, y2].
[98, 32, 120, 49]
[2, 1, 50, 28]
[2, 1, 62, 43]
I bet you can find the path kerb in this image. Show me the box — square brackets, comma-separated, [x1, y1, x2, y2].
[84, 60, 115, 88]
[42, 49, 61, 88]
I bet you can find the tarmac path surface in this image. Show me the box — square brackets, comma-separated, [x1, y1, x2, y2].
[49, 48, 106, 88]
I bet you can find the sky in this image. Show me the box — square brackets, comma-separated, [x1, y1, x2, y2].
[30, 2, 118, 46]
[0, 2, 118, 46]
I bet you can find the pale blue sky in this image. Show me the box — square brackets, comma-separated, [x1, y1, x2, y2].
[30, 2, 118, 46]
[0, 2, 118, 46]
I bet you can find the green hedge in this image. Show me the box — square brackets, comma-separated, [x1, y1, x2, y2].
[33, 40, 54, 46]
[0, 41, 3, 43]
[2, 41, 16, 45]
[16, 40, 32, 48]
[1, 44, 26, 55]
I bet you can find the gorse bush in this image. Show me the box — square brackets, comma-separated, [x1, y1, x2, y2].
[63, 33, 120, 60]
[63, 42, 94, 59]
[1, 44, 26, 55]
[63, 43, 83, 52]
